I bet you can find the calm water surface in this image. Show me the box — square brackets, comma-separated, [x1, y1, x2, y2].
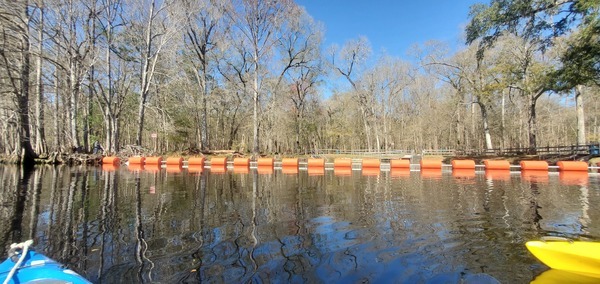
[0, 165, 599, 283]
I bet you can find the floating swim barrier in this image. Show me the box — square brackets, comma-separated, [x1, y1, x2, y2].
[187, 157, 205, 166]
[128, 156, 145, 165]
[520, 160, 548, 171]
[334, 158, 352, 168]
[166, 157, 183, 166]
[556, 161, 588, 172]
[451, 160, 475, 169]
[101, 164, 118, 171]
[362, 167, 380, 176]
[334, 167, 352, 176]
[257, 165, 274, 174]
[362, 159, 380, 169]
[166, 164, 182, 173]
[210, 157, 227, 166]
[559, 171, 589, 186]
[307, 167, 325, 176]
[145, 157, 163, 165]
[145, 164, 162, 173]
[483, 160, 510, 170]
[233, 158, 250, 167]
[102, 156, 120, 165]
[282, 166, 299, 174]
[420, 160, 442, 169]
[307, 158, 325, 168]
[281, 158, 299, 168]
[187, 164, 203, 173]
[390, 159, 410, 169]
[257, 158, 274, 167]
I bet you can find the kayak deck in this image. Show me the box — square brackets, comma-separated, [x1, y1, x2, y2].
[526, 241, 600, 277]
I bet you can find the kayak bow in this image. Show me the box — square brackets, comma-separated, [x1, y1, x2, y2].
[0, 240, 91, 284]
[526, 240, 600, 277]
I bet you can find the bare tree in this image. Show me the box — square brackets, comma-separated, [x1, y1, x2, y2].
[181, 0, 226, 151]
[130, 0, 179, 147]
[0, 0, 37, 165]
[226, 0, 293, 155]
[330, 36, 374, 149]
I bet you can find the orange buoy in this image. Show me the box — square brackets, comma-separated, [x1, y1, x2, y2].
[334, 167, 352, 176]
[188, 157, 205, 166]
[210, 165, 227, 173]
[101, 164, 118, 171]
[484, 160, 511, 170]
[145, 164, 162, 172]
[307, 158, 325, 168]
[362, 167, 380, 176]
[102, 156, 120, 165]
[282, 166, 299, 174]
[559, 171, 589, 186]
[128, 156, 145, 165]
[390, 159, 410, 168]
[257, 158, 274, 167]
[166, 157, 183, 165]
[187, 164, 204, 173]
[451, 160, 475, 169]
[520, 161, 548, 171]
[166, 164, 182, 173]
[390, 168, 410, 178]
[556, 161, 588, 172]
[334, 158, 352, 168]
[257, 165, 274, 174]
[210, 157, 227, 166]
[420, 160, 442, 169]
[307, 167, 325, 176]
[281, 158, 299, 168]
[362, 159, 380, 169]
[145, 157, 163, 165]
[233, 158, 250, 167]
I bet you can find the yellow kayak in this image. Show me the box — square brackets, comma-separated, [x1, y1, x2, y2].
[526, 241, 600, 277]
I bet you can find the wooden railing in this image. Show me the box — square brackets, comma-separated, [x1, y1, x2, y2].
[315, 149, 415, 158]
[318, 144, 597, 158]
[456, 145, 593, 156]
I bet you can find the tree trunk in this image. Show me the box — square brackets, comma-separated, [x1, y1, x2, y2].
[252, 63, 259, 155]
[17, 0, 37, 166]
[479, 102, 493, 150]
[35, 4, 46, 154]
[528, 93, 538, 154]
[201, 65, 210, 150]
[576, 85, 586, 145]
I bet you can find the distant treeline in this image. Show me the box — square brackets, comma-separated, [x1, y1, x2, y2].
[1, 0, 598, 165]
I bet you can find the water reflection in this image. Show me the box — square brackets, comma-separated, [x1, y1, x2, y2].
[0, 166, 599, 283]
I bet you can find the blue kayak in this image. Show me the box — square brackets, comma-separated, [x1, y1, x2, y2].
[0, 246, 91, 284]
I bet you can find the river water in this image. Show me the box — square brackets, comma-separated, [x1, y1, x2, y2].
[0, 165, 598, 283]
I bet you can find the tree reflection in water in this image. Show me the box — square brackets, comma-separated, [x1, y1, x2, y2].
[0, 166, 598, 283]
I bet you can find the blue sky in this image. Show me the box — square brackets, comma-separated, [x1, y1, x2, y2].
[295, 0, 484, 57]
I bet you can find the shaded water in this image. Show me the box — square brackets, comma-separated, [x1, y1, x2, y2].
[0, 165, 599, 283]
